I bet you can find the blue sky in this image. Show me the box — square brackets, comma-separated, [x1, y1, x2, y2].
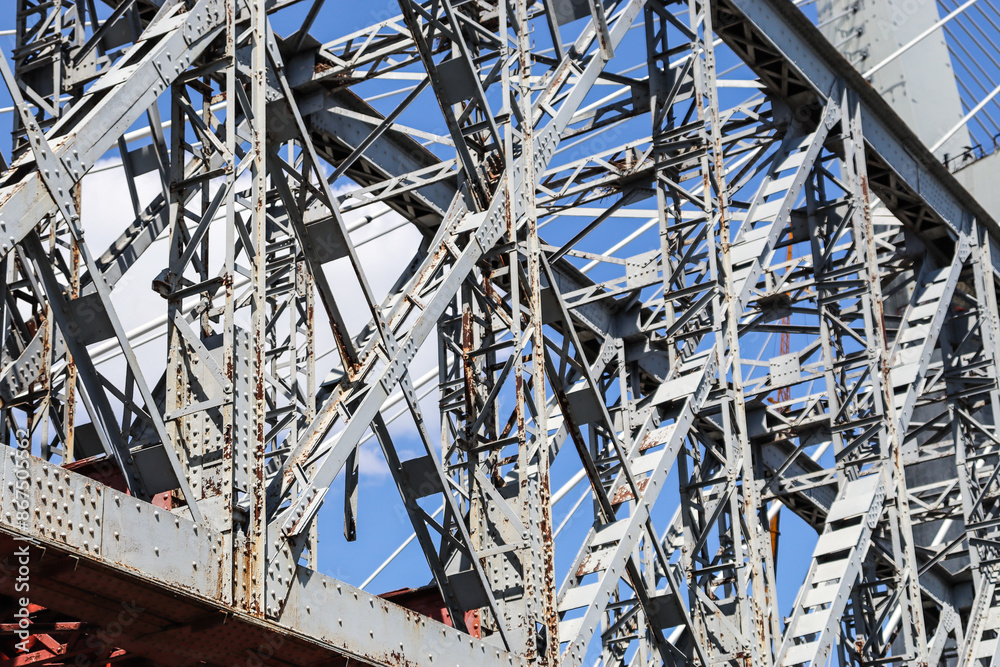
[0, 0, 820, 645]
[5, 1, 975, 660]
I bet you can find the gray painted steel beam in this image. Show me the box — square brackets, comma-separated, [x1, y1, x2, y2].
[715, 0, 996, 256]
[0, 449, 521, 667]
[4, 0, 1000, 664]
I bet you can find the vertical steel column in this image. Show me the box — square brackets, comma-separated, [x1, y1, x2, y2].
[780, 87, 928, 665]
[843, 87, 927, 663]
[7, 0, 81, 462]
[518, 0, 559, 658]
[951, 224, 1000, 666]
[245, 0, 268, 617]
[669, 0, 777, 662]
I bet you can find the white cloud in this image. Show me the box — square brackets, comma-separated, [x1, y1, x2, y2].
[357, 440, 391, 479]
[78, 159, 438, 483]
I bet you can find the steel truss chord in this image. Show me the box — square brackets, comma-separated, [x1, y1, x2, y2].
[951, 223, 1000, 666]
[773, 87, 928, 667]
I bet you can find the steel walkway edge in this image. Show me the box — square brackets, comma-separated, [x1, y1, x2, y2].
[0, 449, 520, 667]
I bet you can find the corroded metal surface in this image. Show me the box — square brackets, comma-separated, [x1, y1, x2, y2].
[1, 0, 999, 665]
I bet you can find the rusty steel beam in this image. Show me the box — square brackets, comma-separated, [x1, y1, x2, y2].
[1, 0, 999, 664]
[0, 450, 521, 667]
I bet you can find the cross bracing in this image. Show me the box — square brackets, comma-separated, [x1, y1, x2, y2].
[0, 0, 998, 665]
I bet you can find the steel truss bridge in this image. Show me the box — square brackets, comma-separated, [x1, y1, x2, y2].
[0, 0, 999, 665]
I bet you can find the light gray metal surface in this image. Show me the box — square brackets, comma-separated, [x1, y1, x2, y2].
[0, 449, 517, 667]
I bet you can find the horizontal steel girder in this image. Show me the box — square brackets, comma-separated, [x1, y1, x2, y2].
[0, 449, 521, 667]
[715, 0, 997, 261]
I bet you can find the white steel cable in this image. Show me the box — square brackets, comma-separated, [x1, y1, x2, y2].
[930, 81, 1000, 153]
[864, 0, 981, 78]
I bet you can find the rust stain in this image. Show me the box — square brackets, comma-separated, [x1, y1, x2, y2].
[461, 306, 476, 446]
[612, 477, 648, 505]
[576, 552, 598, 578]
[639, 430, 661, 452]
